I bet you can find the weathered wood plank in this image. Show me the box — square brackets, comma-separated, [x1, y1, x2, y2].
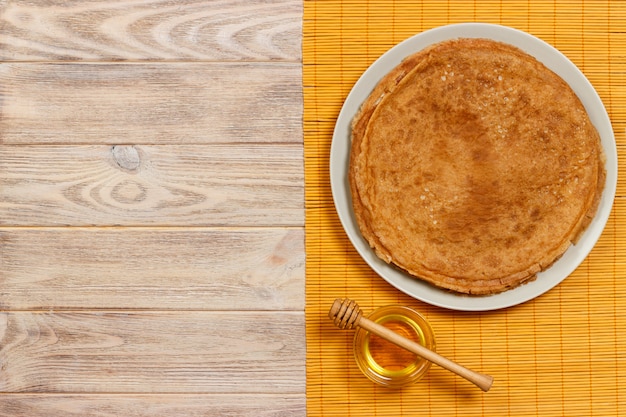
[0, 394, 306, 417]
[0, 227, 304, 310]
[0, 62, 302, 144]
[0, 144, 304, 226]
[0, 311, 305, 393]
[0, 0, 302, 61]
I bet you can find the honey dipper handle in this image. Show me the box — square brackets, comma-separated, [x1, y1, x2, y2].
[358, 316, 494, 392]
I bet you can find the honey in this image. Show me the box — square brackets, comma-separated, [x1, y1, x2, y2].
[353, 305, 435, 388]
[367, 317, 421, 371]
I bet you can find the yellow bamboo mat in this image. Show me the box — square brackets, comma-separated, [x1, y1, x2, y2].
[304, 1, 626, 416]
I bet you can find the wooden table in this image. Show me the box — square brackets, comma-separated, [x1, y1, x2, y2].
[0, 1, 305, 415]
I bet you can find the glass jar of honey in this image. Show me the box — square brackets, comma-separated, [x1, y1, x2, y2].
[353, 305, 435, 388]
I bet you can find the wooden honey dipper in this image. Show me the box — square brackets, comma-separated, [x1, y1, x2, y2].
[329, 298, 494, 392]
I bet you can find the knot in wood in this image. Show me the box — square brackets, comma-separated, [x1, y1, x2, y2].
[111, 145, 141, 172]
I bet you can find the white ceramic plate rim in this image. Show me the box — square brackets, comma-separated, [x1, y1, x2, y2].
[330, 23, 618, 311]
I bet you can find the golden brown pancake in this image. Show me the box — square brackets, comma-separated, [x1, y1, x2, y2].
[350, 38, 605, 295]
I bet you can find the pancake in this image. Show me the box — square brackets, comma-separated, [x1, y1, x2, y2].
[349, 38, 605, 295]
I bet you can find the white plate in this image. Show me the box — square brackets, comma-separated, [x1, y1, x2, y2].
[330, 23, 617, 311]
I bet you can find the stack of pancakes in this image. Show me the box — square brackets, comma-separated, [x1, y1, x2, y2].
[349, 38, 605, 295]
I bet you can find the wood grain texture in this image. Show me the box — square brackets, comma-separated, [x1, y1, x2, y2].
[0, 0, 306, 414]
[0, 62, 302, 144]
[0, 394, 305, 417]
[0, 311, 305, 393]
[0, 227, 304, 310]
[0, 0, 302, 61]
[0, 144, 303, 226]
